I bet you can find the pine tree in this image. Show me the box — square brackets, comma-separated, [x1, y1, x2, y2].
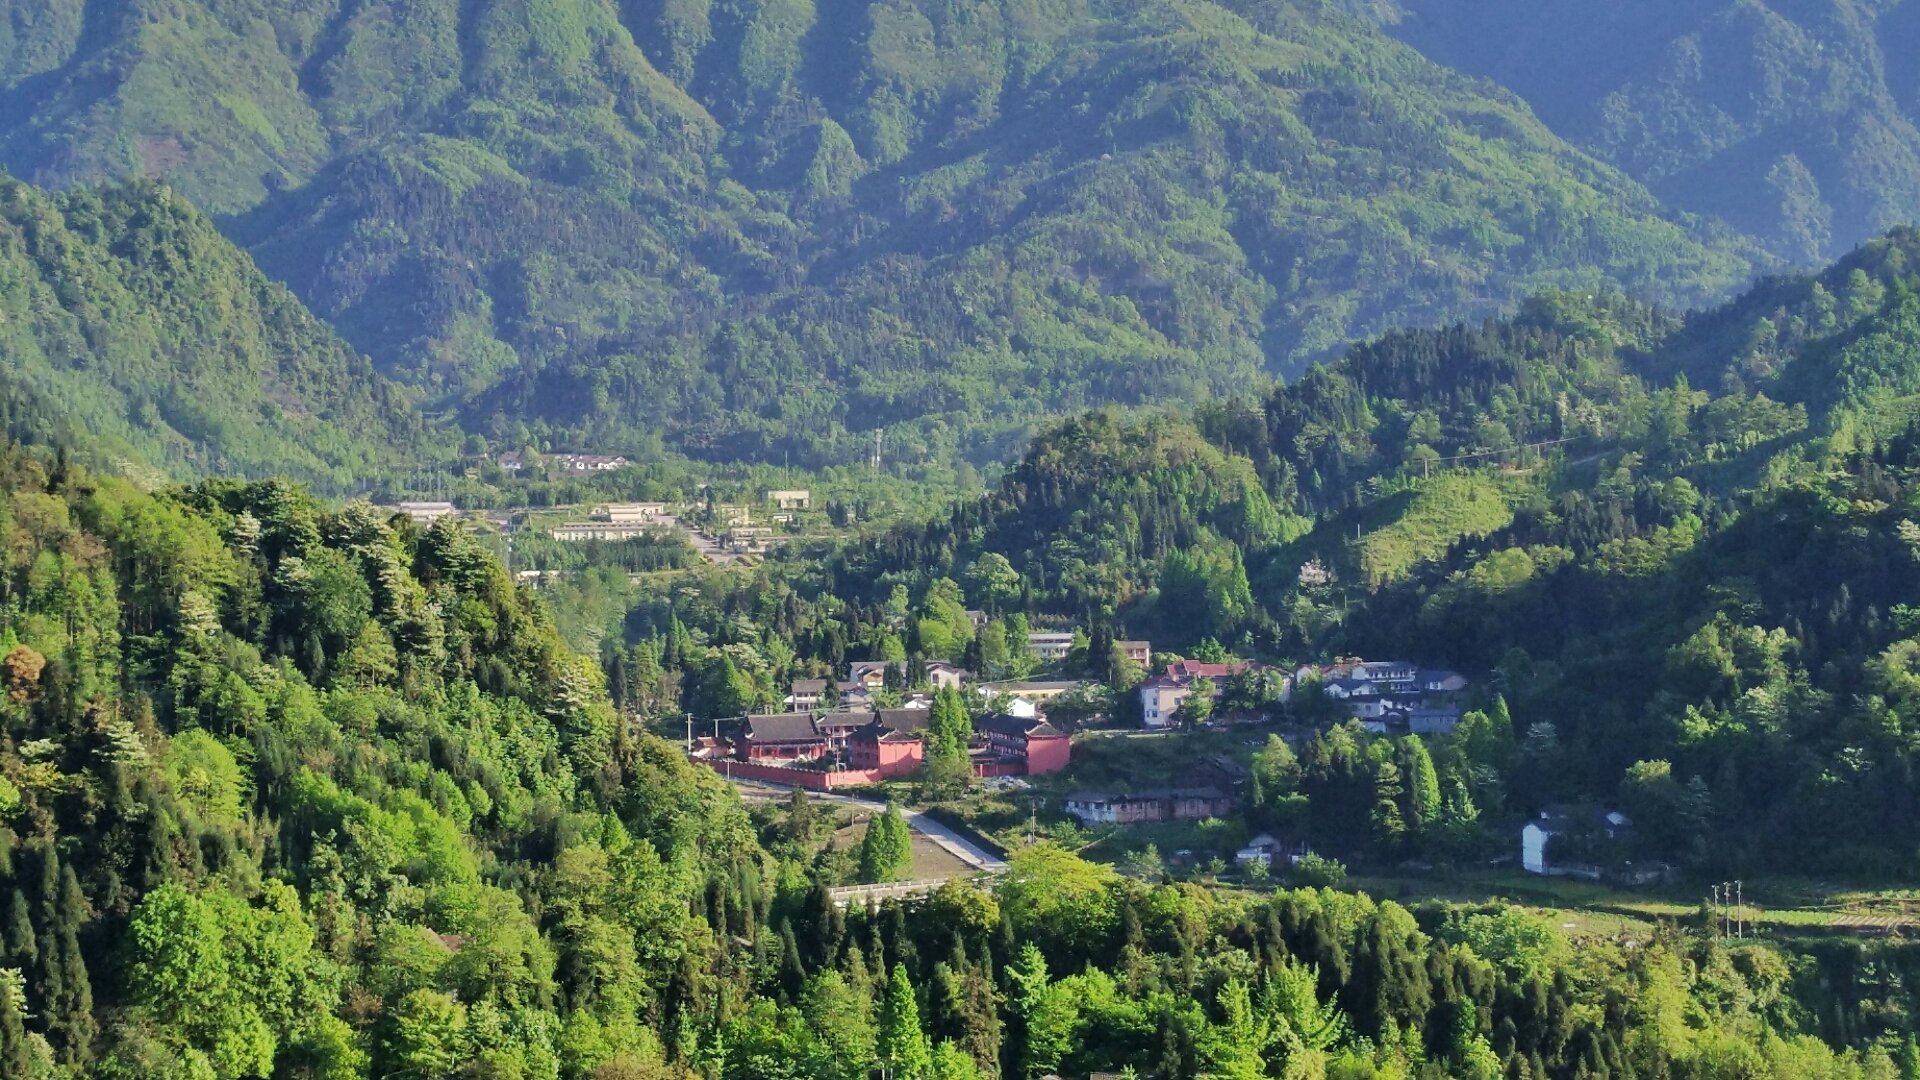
[778, 919, 807, 1004]
[48, 866, 93, 1068]
[1398, 736, 1442, 840]
[880, 963, 931, 1080]
[1370, 761, 1408, 855]
[2, 891, 33, 970]
[0, 967, 28, 1078]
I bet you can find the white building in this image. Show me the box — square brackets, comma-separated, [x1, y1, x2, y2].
[1027, 630, 1076, 662]
[1522, 808, 1630, 876]
[394, 502, 456, 525]
[601, 503, 666, 524]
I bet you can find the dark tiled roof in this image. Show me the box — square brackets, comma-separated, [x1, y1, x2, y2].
[744, 713, 822, 744]
[875, 709, 930, 734]
[978, 713, 1064, 739]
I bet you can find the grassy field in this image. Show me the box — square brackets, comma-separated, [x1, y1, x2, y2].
[1345, 868, 1920, 942]
[835, 817, 975, 881]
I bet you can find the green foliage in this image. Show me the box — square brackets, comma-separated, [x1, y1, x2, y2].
[1373, 0, 1920, 264]
[858, 804, 913, 883]
[0, 177, 439, 487]
[0, 0, 1757, 473]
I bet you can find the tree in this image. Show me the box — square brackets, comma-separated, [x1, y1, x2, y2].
[0, 967, 30, 1078]
[803, 970, 876, 1080]
[124, 884, 274, 1080]
[918, 579, 977, 662]
[1198, 979, 1269, 1080]
[1174, 677, 1215, 727]
[860, 806, 914, 883]
[879, 964, 931, 1080]
[384, 989, 469, 1078]
[924, 687, 974, 795]
[1369, 761, 1408, 855]
[1396, 736, 1442, 842]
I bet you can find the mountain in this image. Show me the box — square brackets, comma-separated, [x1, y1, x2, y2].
[0, 0, 1757, 469]
[1353, 0, 1920, 266]
[825, 228, 1920, 872]
[0, 175, 438, 486]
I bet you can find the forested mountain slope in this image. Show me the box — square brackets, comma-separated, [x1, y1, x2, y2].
[0, 176, 437, 487]
[0, 0, 1756, 468]
[5, 441, 1919, 1080]
[827, 229, 1920, 872]
[1355, 0, 1920, 266]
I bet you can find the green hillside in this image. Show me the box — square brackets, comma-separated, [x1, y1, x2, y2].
[1357, 0, 1920, 265]
[0, 175, 437, 487]
[814, 229, 1920, 873]
[0, 0, 1757, 469]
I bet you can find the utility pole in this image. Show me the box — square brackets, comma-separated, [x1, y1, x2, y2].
[1736, 880, 1744, 939]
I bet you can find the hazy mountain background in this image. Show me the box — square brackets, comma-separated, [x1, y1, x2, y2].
[1352, 0, 1920, 266]
[0, 0, 1761, 471]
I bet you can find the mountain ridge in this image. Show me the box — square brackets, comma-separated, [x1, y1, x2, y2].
[0, 0, 1760, 470]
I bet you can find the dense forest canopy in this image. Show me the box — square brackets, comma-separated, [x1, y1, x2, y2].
[0, 0, 1757, 471]
[0, 175, 439, 487]
[756, 228, 1920, 876]
[6, 441, 1920, 1079]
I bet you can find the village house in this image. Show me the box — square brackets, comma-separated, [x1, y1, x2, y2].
[1235, 832, 1310, 869]
[393, 501, 456, 525]
[924, 661, 969, 690]
[1139, 660, 1263, 729]
[724, 525, 775, 551]
[849, 661, 896, 689]
[1063, 787, 1236, 826]
[767, 489, 812, 510]
[1522, 807, 1632, 877]
[1303, 659, 1468, 730]
[976, 714, 1072, 775]
[1118, 640, 1153, 665]
[735, 713, 829, 762]
[848, 722, 923, 775]
[714, 505, 753, 526]
[1027, 630, 1077, 662]
[554, 453, 630, 472]
[786, 679, 872, 710]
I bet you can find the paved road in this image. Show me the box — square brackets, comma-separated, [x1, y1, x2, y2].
[653, 512, 741, 566]
[726, 778, 1007, 873]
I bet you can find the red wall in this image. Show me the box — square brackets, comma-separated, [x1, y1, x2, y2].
[1023, 735, 1071, 775]
[696, 757, 911, 789]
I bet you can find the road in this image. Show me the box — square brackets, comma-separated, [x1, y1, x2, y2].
[652, 512, 742, 566]
[726, 778, 1007, 873]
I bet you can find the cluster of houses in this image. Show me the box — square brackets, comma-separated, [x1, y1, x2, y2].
[693, 704, 1070, 790]
[1138, 656, 1467, 734]
[500, 452, 631, 473]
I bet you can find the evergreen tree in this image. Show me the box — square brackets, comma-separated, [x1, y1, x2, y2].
[1370, 761, 1409, 855]
[1398, 736, 1443, 841]
[49, 867, 93, 1069]
[880, 963, 932, 1080]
